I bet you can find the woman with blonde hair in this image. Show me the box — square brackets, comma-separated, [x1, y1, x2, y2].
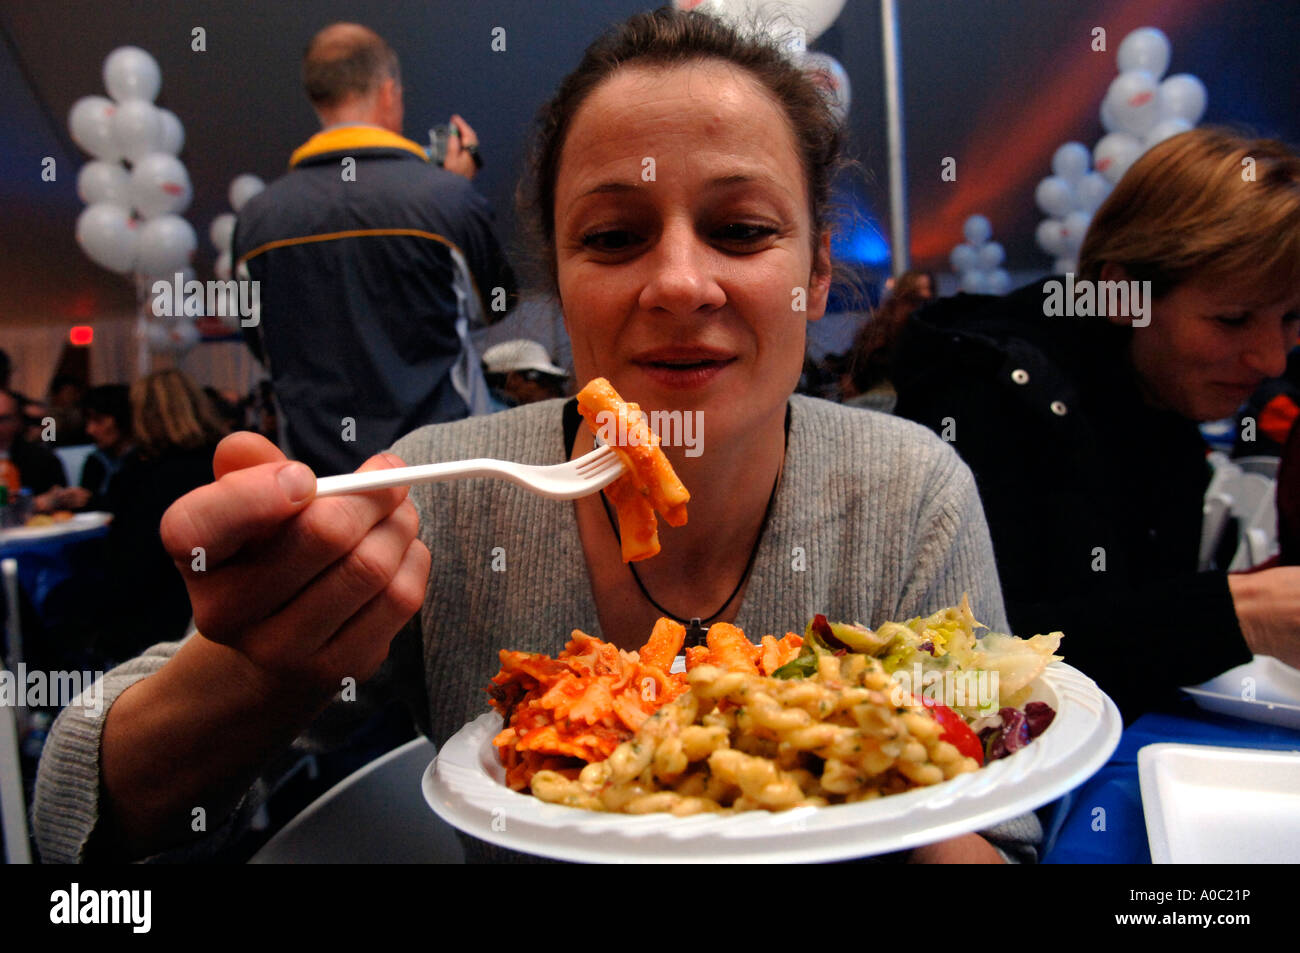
[99, 370, 229, 659]
[894, 127, 1300, 721]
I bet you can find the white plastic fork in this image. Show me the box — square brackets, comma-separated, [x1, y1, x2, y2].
[313, 444, 626, 500]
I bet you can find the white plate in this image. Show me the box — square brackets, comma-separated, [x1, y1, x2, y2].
[0, 511, 112, 543]
[422, 662, 1121, 862]
[1182, 655, 1300, 731]
[1138, 743, 1300, 863]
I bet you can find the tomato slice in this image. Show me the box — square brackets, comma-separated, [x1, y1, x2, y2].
[925, 702, 985, 766]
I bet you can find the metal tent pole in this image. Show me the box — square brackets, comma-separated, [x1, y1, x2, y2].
[881, 0, 909, 276]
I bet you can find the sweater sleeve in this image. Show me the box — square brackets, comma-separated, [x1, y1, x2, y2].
[33, 625, 420, 863]
[34, 638, 188, 863]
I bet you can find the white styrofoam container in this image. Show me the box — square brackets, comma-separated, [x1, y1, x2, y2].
[1138, 743, 1300, 863]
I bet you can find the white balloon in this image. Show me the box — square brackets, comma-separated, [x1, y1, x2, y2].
[214, 251, 233, 281]
[141, 264, 195, 285]
[1035, 176, 1075, 218]
[169, 320, 201, 354]
[1061, 210, 1092, 254]
[959, 270, 988, 294]
[950, 243, 978, 274]
[130, 152, 192, 218]
[800, 52, 851, 123]
[68, 96, 119, 160]
[977, 241, 1004, 270]
[103, 46, 161, 103]
[1105, 70, 1161, 138]
[76, 160, 130, 205]
[145, 319, 173, 353]
[228, 174, 266, 212]
[1074, 171, 1112, 213]
[136, 214, 197, 276]
[962, 214, 992, 247]
[111, 100, 164, 163]
[1100, 97, 1119, 134]
[1093, 132, 1144, 185]
[146, 318, 199, 355]
[1052, 142, 1091, 182]
[680, 0, 846, 43]
[986, 269, 1012, 295]
[1054, 256, 1078, 275]
[1157, 73, 1207, 124]
[1117, 27, 1171, 80]
[157, 109, 185, 155]
[209, 212, 237, 252]
[1036, 219, 1067, 257]
[1145, 117, 1193, 149]
[76, 202, 138, 274]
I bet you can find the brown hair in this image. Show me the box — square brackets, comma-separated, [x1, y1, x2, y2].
[302, 23, 400, 109]
[1079, 127, 1300, 305]
[130, 370, 228, 458]
[516, 6, 845, 295]
[848, 270, 935, 394]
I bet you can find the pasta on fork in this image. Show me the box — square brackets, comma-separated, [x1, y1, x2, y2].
[576, 377, 690, 561]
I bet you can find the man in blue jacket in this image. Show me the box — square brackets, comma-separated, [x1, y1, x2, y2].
[234, 22, 515, 477]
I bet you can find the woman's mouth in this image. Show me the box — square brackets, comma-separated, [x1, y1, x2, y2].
[632, 350, 738, 388]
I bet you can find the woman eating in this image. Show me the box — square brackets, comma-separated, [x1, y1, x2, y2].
[35, 8, 1036, 864]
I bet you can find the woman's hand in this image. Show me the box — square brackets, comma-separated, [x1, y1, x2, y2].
[159, 432, 431, 701]
[909, 833, 1006, 864]
[96, 432, 430, 857]
[1228, 567, 1300, 668]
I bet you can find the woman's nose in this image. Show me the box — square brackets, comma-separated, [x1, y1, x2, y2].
[1240, 320, 1291, 379]
[637, 222, 726, 317]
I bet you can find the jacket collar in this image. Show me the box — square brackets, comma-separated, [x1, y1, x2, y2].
[289, 125, 428, 167]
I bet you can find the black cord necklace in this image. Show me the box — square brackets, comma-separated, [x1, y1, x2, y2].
[598, 458, 782, 648]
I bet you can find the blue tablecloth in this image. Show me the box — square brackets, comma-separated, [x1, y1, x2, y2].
[0, 524, 110, 635]
[1040, 700, 1300, 863]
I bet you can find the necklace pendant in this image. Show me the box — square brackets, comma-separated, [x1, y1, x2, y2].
[685, 617, 706, 648]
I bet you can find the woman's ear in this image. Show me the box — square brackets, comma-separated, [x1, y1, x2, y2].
[808, 231, 833, 323]
[1099, 262, 1129, 283]
[1097, 262, 1136, 327]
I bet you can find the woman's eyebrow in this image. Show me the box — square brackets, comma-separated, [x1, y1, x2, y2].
[577, 181, 639, 200]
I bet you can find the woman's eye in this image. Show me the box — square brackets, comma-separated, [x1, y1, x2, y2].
[582, 230, 640, 252]
[1214, 314, 1249, 327]
[714, 223, 776, 244]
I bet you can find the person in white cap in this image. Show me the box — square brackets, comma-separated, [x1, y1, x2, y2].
[481, 339, 568, 407]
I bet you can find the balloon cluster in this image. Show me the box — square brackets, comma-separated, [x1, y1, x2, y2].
[1035, 27, 1207, 272]
[949, 215, 1011, 295]
[69, 46, 199, 355]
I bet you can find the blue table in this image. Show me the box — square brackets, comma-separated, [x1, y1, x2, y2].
[1040, 700, 1300, 863]
[1, 522, 111, 660]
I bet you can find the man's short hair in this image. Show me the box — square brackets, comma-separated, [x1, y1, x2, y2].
[302, 23, 400, 108]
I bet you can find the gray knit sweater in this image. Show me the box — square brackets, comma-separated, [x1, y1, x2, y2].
[33, 395, 1041, 862]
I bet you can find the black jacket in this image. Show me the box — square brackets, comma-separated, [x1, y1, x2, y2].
[893, 278, 1252, 721]
[101, 444, 216, 657]
[233, 126, 516, 477]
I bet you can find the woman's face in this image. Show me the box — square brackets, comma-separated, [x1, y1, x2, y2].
[85, 411, 122, 452]
[552, 60, 831, 446]
[1127, 278, 1300, 421]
